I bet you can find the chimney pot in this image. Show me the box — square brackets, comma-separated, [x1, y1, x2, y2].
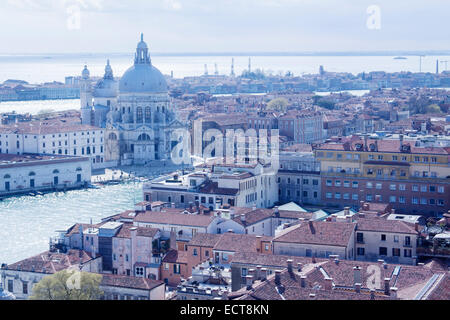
[297, 263, 302, 272]
[274, 270, 282, 285]
[287, 259, 293, 273]
[300, 275, 307, 288]
[324, 277, 333, 290]
[355, 283, 361, 293]
[390, 287, 398, 299]
[370, 289, 375, 300]
[384, 278, 391, 295]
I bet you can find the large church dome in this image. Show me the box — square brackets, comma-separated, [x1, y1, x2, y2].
[119, 34, 167, 94]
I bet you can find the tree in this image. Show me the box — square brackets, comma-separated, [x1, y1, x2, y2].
[29, 270, 103, 300]
[266, 97, 289, 112]
[36, 109, 55, 116]
[425, 104, 443, 114]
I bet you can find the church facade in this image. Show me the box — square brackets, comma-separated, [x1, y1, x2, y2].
[80, 34, 185, 166]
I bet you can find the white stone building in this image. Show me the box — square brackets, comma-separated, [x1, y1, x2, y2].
[0, 117, 106, 169]
[0, 153, 91, 195]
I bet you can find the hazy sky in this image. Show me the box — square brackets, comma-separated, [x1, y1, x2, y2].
[0, 0, 449, 54]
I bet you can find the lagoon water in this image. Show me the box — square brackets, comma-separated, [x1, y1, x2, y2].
[0, 182, 143, 264]
[1, 54, 450, 84]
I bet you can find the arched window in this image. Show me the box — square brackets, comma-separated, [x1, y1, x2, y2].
[136, 107, 143, 123]
[4, 174, 11, 179]
[138, 133, 151, 141]
[29, 172, 36, 176]
[53, 169, 59, 174]
[108, 132, 117, 140]
[145, 107, 151, 122]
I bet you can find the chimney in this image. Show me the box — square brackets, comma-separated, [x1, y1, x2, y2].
[171, 202, 175, 208]
[240, 214, 246, 223]
[399, 134, 404, 149]
[170, 230, 177, 250]
[273, 206, 279, 216]
[309, 293, 316, 299]
[308, 221, 315, 234]
[256, 265, 262, 280]
[353, 266, 362, 285]
[297, 263, 302, 272]
[274, 270, 282, 285]
[222, 290, 229, 300]
[312, 256, 316, 263]
[227, 229, 234, 233]
[248, 268, 256, 278]
[391, 208, 395, 215]
[384, 278, 391, 295]
[334, 258, 340, 265]
[287, 259, 293, 274]
[324, 277, 333, 290]
[355, 283, 361, 293]
[383, 262, 387, 270]
[390, 287, 398, 299]
[252, 205, 257, 211]
[300, 275, 307, 288]
[370, 289, 375, 300]
[344, 207, 350, 215]
[246, 275, 254, 288]
[260, 268, 267, 280]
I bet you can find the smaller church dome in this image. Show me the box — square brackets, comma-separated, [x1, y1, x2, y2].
[94, 60, 118, 98]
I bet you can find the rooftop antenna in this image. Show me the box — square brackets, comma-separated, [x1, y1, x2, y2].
[419, 55, 425, 72]
[231, 58, 235, 77]
[204, 64, 208, 76]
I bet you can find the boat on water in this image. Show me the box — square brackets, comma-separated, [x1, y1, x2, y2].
[393, 56, 407, 60]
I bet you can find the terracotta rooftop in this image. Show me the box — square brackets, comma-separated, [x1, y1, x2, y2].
[273, 221, 356, 247]
[100, 274, 164, 291]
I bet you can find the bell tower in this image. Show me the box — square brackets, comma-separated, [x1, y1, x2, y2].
[80, 65, 93, 125]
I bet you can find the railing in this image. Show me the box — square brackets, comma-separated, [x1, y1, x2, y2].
[416, 246, 450, 257]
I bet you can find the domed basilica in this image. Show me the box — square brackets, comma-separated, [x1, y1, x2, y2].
[80, 34, 185, 165]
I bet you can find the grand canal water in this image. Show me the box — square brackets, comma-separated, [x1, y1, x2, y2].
[0, 182, 143, 264]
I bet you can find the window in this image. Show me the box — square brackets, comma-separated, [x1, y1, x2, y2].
[352, 181, 358, 188]
[193, 248, 198, 256]
[389, 196, 396, 203]
[357, 248, 365, 256]
[389, 184, 396, 191]
[241, 268, 248, 277]
[173, 264, 181, 274]
[23, 282, 28, 294]
[379, 247, 387, 256]
[399, 184, 406, 191]
[326, 192, 332, 199]
[404, 249, 412, 257]
[326, 180, 332, 186]
[412, 185, 419, 192]
[344, 181, 350, 187]
[394, 235, 399, 243]
[438, 186, 444, 193]
[357, 233, 364, 243]
[335, 180, 341, 187]
[366, 182, 373, 189]
[335, 192, 341, 199]
[412, 197, 419, 204]
[136, 267, 144, 276]
[381, 234, 386, 241]
[399, 196, 406, 204]
[352, 194, 358, 200]
[392, 248, 400, 257]
[420, 185, 427, 192]
[404, 236, 411, 247]
[8, 280, 13, 292]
